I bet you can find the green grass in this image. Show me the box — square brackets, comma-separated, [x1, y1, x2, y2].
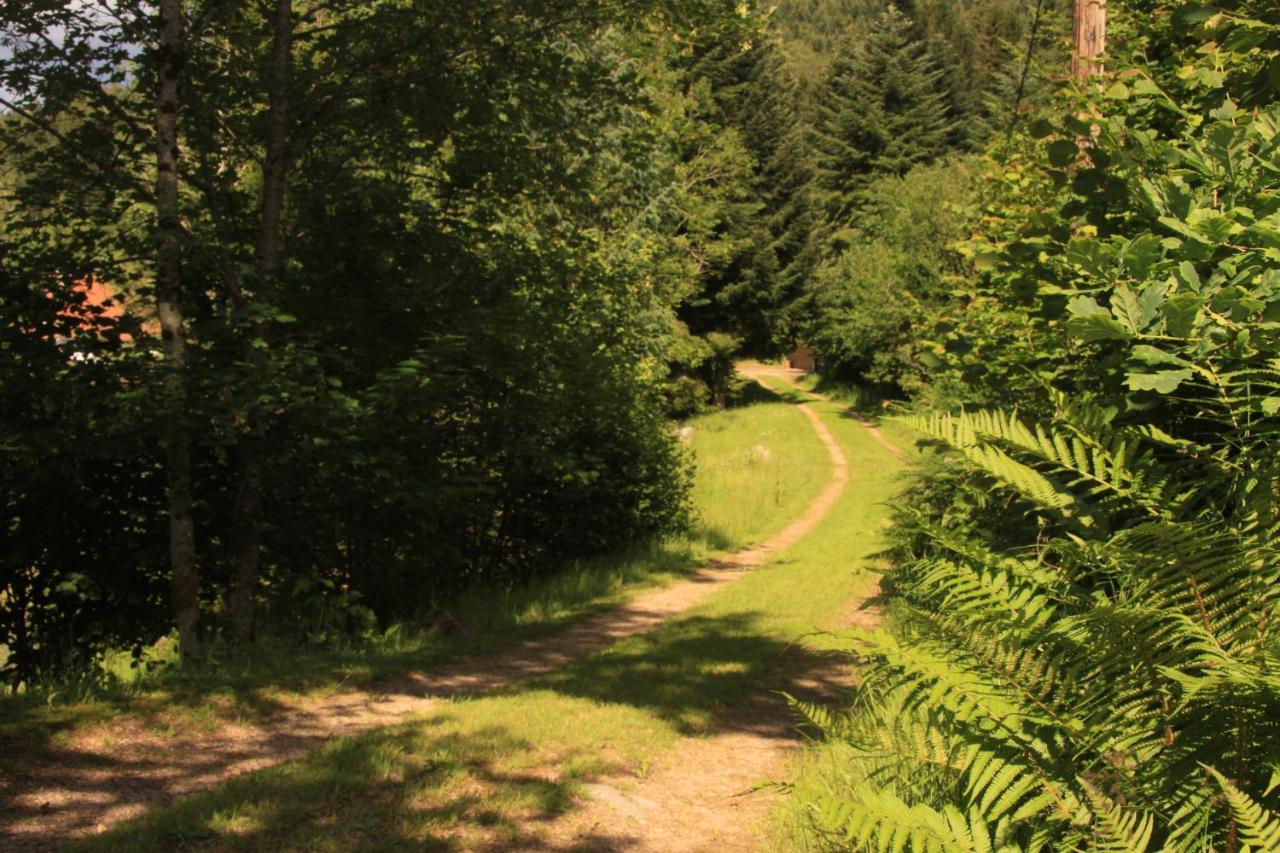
[685, 389, 832, 550]
[792, 372, 895, 421]
[0, 388, 831, 766]
[71, 380, 911, 851]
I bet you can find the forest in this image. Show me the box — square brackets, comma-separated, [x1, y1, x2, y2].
[2, 0, 1279, 849]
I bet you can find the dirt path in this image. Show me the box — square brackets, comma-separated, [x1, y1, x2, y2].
[745, 364, 903, 460]
[536, 369, 898, 851]
[541, 645, 855, 852]
[0, 373, 868, 851]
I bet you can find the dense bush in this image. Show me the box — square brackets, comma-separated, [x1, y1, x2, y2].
[0, 1, 743, 686]
[806, 157, 981, 392]
[793, 1, 1280, 848]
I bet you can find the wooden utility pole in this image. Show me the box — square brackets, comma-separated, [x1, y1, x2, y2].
[1072, 0, 1106, 80]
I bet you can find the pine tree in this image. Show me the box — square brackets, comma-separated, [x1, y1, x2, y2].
[680, 32, 817, 353]
[770, 0, 882, 84]
[809, 5, 956, 225]
[761, 121, 824, 347]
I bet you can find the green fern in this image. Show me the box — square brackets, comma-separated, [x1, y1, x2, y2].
[1082, 783, 1155, 852]
[799, 396, 1280, 851]
[1206, 767, 1280, 852]
[818, 784, 1021, 852]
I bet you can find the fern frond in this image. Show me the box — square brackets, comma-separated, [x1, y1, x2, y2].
[1205, 766, 1280, 852]
[917, 558, 1059, 633]
[904, 411, 1101, 528]
[1082, 782, 1155, 852]
[963, 745, 1061, 824]
[816, 784, 1020, 852]
[787, 693, 847, 738]
[904, 407, 1204, 528]
[1107, 522, 1280, 650]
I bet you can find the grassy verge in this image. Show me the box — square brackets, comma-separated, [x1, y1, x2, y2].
[72, 380, 911, 851]
[0, 390, 830, 763]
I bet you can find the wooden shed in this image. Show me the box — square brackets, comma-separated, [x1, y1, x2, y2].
[786, 345, 816, 372]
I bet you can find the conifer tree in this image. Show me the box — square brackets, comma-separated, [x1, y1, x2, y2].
[761, 121, 824, 347]
[682, 31, 815, 353]
[809, 5, 955, 225]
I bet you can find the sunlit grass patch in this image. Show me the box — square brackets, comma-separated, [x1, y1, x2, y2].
[685, 398, 830, 551]
[77, 381, 910, 850]
[1, 385, 825, 764]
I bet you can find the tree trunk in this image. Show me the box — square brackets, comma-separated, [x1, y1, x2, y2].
[227, 0, 293, 644]
[155, 0, 201, 667]
[227, 443, 263, 643]
[1072, 0, 1106, 81]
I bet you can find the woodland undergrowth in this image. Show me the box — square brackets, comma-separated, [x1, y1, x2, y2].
[786, 2, 1280, 850]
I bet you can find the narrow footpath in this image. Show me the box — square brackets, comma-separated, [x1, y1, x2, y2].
[538, 367, 903, 850]
[1, 370, 901, 851]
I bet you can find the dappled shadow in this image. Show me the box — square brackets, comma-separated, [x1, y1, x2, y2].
[1, 610, 854, 850]
[3, 377, 859, 849]
[743, 366, 897, 428]
[0, 548, 716, 778]
[1, 696, 441, 850]
[0, 540, 729, 740]
[55, 718, 641, 852]
[528, 610, 852, 739]
[837, 404, 881, 424]
[687, 521, 735, 552]
[0, 566, 783, 849]
[764, 384, 811, 406]
[807, 377, 890, 421]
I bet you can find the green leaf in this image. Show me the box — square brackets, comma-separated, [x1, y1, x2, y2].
[1178, 261, 1201, 291]
[1159, 215, 1212, 245]
[1066, 238, 1109, 276]
[1164, 292, 1203, 337]
[1126, 369, 1192, 393]
[1121, 235, 1164, 278]
[1112, 285, 1161, 334]
[1186, 208, 1242, 243]
[1103, 82, 1130, 100]
[1174, 5, 1222, 25]
[1069, 313, 1131, 342]
[1138, 281, 1170, 328]
[1130, 345, 1190, 367]
[1132, 78, 1162, 97]
[1068, 295, 1131, 341]
[1029, 119, 1056, 139]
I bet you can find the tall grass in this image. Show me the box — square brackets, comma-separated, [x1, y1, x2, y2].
[685, 398, 831, 550]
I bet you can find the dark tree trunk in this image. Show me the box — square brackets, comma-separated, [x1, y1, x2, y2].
[155, 0, 201, 667]
[228, 0, 293, 644]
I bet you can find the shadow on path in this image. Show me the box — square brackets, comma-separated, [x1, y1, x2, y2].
[59, 609, 852, 851]
[1, 376, 852, 850]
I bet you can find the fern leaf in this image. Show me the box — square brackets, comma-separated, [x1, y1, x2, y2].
[1082, 782, 1155, 852]
[1205, 766, 1280, 852]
